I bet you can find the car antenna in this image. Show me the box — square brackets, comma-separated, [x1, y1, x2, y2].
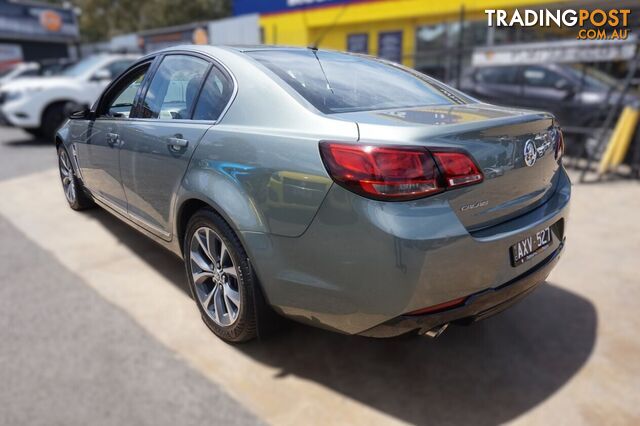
[310, 47, 334, 94]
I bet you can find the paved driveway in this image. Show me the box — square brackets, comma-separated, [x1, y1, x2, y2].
[0, 127, 638, 425]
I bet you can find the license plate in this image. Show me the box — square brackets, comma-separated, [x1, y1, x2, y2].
[510, 227, 552, 266]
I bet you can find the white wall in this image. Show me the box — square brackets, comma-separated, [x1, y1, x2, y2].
[208, 14, 260, 46]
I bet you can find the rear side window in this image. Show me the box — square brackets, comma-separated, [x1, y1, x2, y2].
[140, 55, 209, 120]
[247, 50, 465, 114]
[193, 66, 234, 121]
[475, 66, 518, 85]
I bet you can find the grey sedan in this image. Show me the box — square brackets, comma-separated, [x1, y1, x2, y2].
[56, 45, 570, 342]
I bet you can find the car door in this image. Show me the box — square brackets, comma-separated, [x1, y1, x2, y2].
[521, 66, 575, 121]
[75, 61, 151, 213]
[118, 53, 231, 239]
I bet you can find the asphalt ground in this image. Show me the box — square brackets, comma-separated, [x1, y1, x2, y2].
[1, 126, 639, 425]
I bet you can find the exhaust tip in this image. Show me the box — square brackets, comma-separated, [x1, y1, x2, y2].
[422, 323, 449, 339]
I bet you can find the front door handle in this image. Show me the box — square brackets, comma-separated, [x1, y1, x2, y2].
[168, 137, 189, 150]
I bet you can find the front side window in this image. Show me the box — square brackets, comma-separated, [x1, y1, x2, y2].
[140, 55, 209, 120]
[522, 66, 565, 88]
[248, 50, 468, 114]
[103, 65, 148, 118]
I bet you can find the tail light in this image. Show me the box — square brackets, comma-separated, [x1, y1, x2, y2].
[319, 142, 483, 201]
[553, 127, 564, 161]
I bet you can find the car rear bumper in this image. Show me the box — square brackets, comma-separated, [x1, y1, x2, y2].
[245, 168, 571, 335]
[359, 238, 564, 337]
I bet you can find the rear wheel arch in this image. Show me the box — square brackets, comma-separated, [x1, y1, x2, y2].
[176, 198, 245, 257]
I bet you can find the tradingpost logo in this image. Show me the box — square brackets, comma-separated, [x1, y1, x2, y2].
[485, 9, 631, 40]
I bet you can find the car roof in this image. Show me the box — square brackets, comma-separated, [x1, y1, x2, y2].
[150, 44, 328, 57]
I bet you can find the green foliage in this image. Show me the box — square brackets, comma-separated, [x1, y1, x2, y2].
[62, 0, 231, 42]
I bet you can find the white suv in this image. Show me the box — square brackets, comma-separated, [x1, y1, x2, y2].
[0, 54, 138, 139]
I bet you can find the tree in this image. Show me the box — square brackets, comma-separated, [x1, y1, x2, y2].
[48, 0, 231, 42]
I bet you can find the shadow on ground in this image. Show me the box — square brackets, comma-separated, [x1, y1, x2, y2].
[91, 207, 597, 426]
[3, 135, 51, 147]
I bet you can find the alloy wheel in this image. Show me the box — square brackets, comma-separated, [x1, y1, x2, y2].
[59, 149, 76, 204]
[189, 226, 241, 326]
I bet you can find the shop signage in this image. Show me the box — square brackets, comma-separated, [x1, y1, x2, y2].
[233, 0, 361, 15]
[472, 38, 637, 66]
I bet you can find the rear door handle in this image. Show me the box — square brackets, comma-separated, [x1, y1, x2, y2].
[168, 137, 189, 150]
[106, 132, 120, 146]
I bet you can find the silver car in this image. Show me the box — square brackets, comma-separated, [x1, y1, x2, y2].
[56, 46, 570, 343]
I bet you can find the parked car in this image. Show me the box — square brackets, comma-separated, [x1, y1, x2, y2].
[458, 63, 637, 130]
[0, 62, 40, 87]
[56, 46, 570, 343]
[0, 53, 137, 139]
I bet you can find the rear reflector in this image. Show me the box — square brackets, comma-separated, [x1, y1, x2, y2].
[406, 296, 467, 316]
[319, 142, 483, 201]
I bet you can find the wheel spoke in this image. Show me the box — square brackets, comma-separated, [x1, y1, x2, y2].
[65, 183, 74, 201]
[223, 282, 240, 307]
[223, 291, 234, 316]
[219, 241, 229, 266]
[201, 287, 215, 309]
[195, 231, 214, 263]
[222, 266, 237, 279]
[190, 250, 212, 273]
[213, 285, 223, 323]
[193, 270, 215, 285]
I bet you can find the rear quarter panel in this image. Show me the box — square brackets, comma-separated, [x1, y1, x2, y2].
[175, 48, 359, 240]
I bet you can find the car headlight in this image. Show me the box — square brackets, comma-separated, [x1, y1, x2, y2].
[3, 87, 43, 102]
[4, 90, 23, 101]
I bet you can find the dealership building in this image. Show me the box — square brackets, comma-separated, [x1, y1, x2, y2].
[233, 0, 639, 80]
[0, 0, 79, 69]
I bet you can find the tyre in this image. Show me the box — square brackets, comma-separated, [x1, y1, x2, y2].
[57, 146, 94, 210]
[184, 209, 259, 343]
[25, 128, 44, 139]
[42, 103, 68, 142]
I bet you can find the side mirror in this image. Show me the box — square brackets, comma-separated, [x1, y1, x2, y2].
[68, 104, 94, 120]
[91, 69, 112, 82]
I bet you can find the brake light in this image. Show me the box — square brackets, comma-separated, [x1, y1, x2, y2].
[319, 142, 483, 201]
[432, 152, 483, 187]
[553, 127, 564, 161]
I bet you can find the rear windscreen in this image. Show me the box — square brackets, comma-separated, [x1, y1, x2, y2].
[247, 50, 468, 114]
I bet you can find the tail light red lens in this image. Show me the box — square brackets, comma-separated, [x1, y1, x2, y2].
[319, 142, 442, 201]
[319, 142, 484, 201]
[553, 127, 564, 161]
[432, 152, 483, 188]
